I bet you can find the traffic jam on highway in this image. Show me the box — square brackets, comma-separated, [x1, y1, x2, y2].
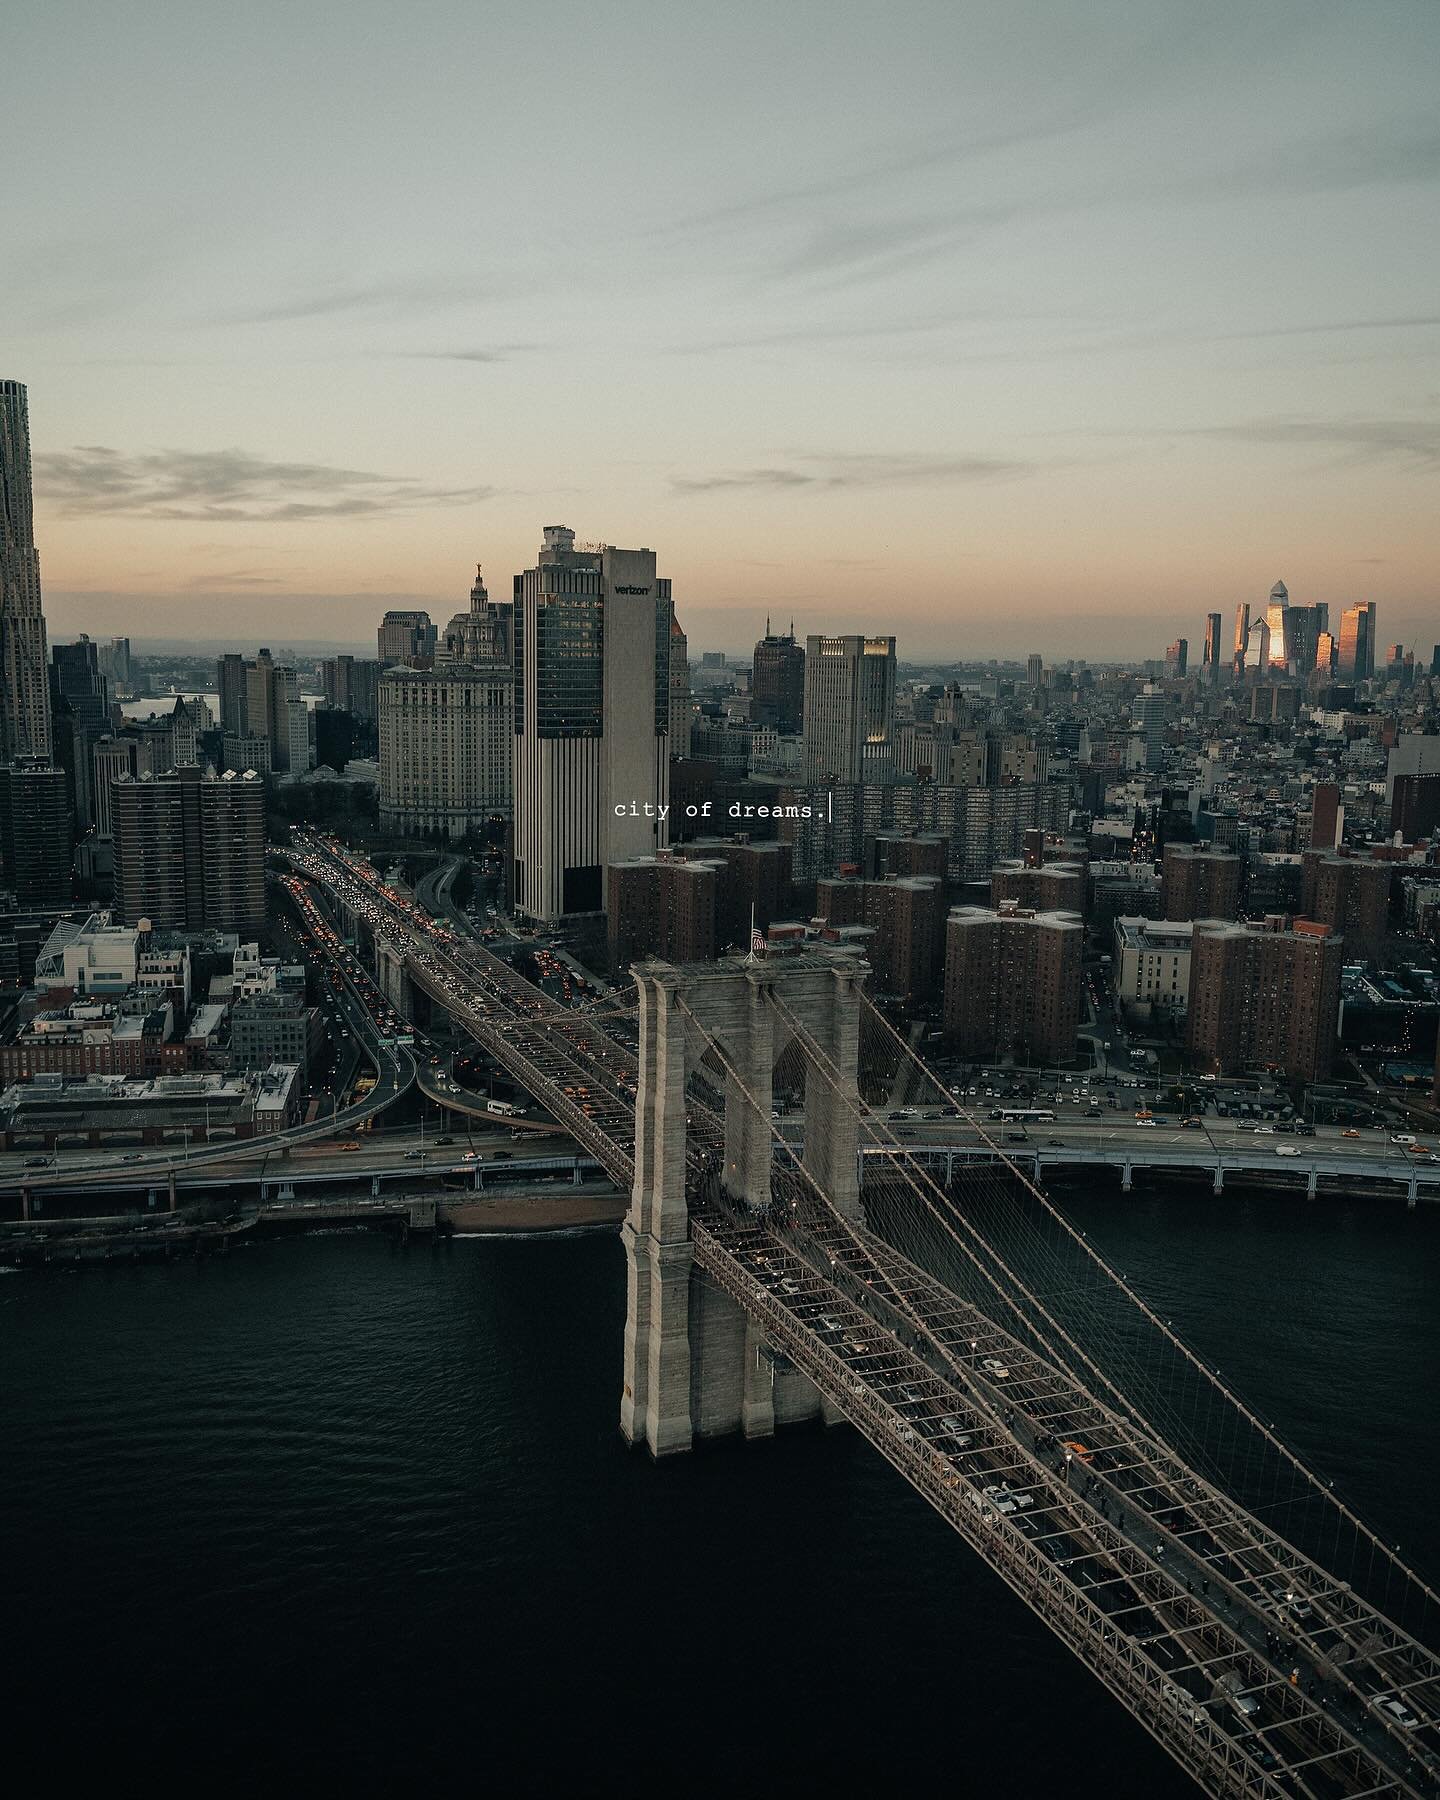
[282, 834, 644, 1168]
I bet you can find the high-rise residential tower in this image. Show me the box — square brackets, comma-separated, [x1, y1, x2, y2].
[111, 767, 266, 938]
[0, 380, 53, 763]
[512, 525, 671, 920]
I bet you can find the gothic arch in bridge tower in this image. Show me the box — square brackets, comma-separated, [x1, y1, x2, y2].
[621, 952, 868, 1458]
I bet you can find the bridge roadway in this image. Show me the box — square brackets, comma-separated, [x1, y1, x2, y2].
[856, 1116, 1440, 1205]
[288, 834, 1440, 1797]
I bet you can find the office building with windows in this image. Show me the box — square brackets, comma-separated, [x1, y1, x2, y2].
[377, 610, 437, 669]
[0, 760, 72, 907]
[377, 662, 513, 839]
[753, 627, 806, 734]
[802, 634, 895, 783]
[512, 526, 671, 920]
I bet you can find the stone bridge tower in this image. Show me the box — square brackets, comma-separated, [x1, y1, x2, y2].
[621, 951, 867, 1457]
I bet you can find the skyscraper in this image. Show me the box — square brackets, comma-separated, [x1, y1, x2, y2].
[1244, 619, 1271, 673]
[1203, 612, 1223, 680]
[803, 635, 895, 783]
[0, 380, 53, 763]
[1132, 686, 1166, 770]
[320, 653, 382, 723]
[1165, 638, 1188, 678]
[752, 626, 806, 734]
[378, 662, 513, 838]
[668, 614, 692, 755]
[1232, 601, 1250, 678]
[1264, 579, 1289, 671]
[0, 760, 72, 906]
[512, 525, 671, 920]
[377, 609, 437, 668]
[217, 652, 248, 735]
[49, 636, 112, 834]
[1337, 603, 1377, 681]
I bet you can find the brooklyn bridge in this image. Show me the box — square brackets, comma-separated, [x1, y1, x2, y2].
[285, 833, 1440, 1800]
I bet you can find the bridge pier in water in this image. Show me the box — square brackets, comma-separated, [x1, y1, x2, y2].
[621, 954, 865, 1457]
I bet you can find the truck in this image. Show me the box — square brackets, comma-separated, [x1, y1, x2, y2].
[486, 1099, 529, 1118]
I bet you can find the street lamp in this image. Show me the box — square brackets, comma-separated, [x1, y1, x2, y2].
[1064, 1449, 1073, 1487]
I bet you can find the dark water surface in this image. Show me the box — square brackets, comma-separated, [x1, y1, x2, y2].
[4, 1188, 1436, 1796]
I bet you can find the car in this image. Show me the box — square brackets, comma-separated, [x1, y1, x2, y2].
[1061, 1439, 1095, 1462]
[1275, 1145, 1301, 1158]
[436, 1135, 455, 1145]
[404, 1149, 424, 1160]
[22, 1155, 52, 1168]
[122, 1153, 144, 1162]
[1295, 1123, 1315, 1136]
[1391, 1133, 1417, 1146]
[1161, 1683, 1207, 1728]
[1226, 1691, 1260, 1722]
[981, 1357, 1010, 1379]
[491, 1151, 513, 1161]
[1373, 1694, 1422, 1731]
[339, 1141, 361, 1152]
[1342, 1128, 1361, 1139]
[1253, 1125, 1275, 1135]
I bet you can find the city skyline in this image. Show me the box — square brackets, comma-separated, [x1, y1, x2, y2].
[7, 0, 1437, 659]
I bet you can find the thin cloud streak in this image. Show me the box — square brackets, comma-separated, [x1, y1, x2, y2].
[211, 272, 518, 326]
[1188, 416, 1440, 470]
[36, 446, 498, 522]
[672, 452, 1033, 494]
[390, 345, 541, 363]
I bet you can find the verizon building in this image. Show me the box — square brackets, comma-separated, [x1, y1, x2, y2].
[512, 526, 670, 920]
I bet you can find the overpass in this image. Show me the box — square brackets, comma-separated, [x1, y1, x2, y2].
[289, 830, 1440, 1799]
[863, 1134, 1440, 1207]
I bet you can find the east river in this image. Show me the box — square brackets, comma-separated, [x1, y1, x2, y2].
[4, 1186, 1436, 1795]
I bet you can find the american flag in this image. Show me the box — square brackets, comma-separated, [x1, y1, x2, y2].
[751, 926, 766, 955]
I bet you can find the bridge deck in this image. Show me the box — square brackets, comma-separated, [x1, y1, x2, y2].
[289, 831, 1440, 1800]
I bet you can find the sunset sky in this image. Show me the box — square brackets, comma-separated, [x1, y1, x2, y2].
[8, 0, 1438, 659]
